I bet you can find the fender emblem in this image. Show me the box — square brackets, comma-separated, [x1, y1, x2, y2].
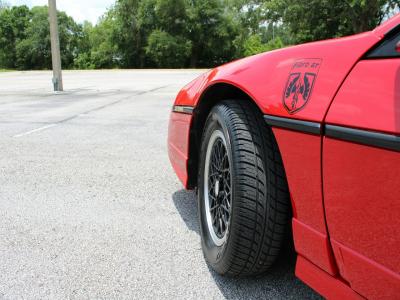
[283, 58, 321, 114]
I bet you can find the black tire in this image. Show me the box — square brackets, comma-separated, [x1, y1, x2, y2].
[198, 100, 291, 277]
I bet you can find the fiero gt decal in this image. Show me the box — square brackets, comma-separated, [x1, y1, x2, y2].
[283, 58, 321, 114]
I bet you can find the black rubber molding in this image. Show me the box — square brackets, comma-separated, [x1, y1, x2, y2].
[325, 125, 400, 152]
[264, 115, 321, 135]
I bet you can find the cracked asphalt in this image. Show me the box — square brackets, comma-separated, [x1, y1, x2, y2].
[0, 70, 320, 299]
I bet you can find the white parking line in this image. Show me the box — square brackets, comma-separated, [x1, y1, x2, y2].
[13, 124, 57, 138]
[12, 85, 169, 139]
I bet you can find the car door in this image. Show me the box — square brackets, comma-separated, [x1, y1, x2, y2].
[323, 28, 400, 299]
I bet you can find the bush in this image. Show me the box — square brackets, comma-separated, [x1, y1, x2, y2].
[145, 30, 192, 68]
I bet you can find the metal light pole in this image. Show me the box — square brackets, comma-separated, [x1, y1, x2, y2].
[48, 0, 63, 91]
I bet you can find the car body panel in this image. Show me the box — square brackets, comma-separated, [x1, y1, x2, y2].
[295, 255, 363, 300]
[271, 128, 337, 275]
[168, 112, 192, 186]
[324, 58, 400, 299]
[326, 59, 400, 134]
[174, 32, 379, 122]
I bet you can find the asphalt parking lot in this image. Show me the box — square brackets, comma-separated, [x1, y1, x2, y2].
[0, 70, 319, 299]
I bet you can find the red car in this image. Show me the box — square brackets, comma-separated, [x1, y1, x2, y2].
[168, 14, 400, 299]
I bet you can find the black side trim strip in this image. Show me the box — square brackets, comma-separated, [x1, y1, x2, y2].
[325, 125, 400, 152]
[264, 115, 321, 135]
[172, 105, 194, 114]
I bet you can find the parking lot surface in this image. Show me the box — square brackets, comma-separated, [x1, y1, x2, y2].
[0, 70, 319, 299]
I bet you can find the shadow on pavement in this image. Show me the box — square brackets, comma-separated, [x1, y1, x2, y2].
[172, 189, 321, 300]
[172, 189, 199, 234]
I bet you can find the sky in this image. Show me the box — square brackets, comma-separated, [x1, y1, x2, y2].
[7, 0, 115, 24]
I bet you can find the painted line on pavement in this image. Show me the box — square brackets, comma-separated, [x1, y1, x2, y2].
[13, 124, 57, 138]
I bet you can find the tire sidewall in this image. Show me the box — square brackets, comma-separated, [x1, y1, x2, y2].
[198, 104, 237, 273]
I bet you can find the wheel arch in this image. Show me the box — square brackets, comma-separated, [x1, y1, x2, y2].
[187, 83, 252, 189]
[187, 83, 287, 193]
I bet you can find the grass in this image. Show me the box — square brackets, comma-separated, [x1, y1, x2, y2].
[0, 69, 14, 72]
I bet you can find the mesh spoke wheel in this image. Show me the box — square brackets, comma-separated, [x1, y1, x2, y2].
[204, 130, 232, 246]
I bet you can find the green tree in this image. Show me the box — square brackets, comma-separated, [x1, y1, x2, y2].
[74, 21, 95, 69]
[112, 0, 145, 67]
[146, 30, 192, 67]
[264, 0, 400, 43]
[2, 0, 399, 70]
[154, 0, 187, 34]
[75, 12, 119, 69]
[243, 34, 284, 56]
[185, 0, 239, 67]
[144, 0, 191, 67]
[0, 5, 31, 68]
[15, 6, 82, 70]
[112, 0, 241, 68]
[229, 0, 292, 58]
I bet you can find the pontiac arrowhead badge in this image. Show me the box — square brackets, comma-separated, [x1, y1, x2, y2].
[283, 58, 321, 114]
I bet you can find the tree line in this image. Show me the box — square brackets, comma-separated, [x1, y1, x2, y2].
[0, 0, 399, 70]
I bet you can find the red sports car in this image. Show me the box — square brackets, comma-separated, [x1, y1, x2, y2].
[168, 14, 400, 299]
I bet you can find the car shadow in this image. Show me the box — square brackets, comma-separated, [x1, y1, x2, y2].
[172, 189, 200, 234]
[172, 189, 321, 299]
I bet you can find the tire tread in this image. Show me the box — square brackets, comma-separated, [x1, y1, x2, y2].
[206, 100, 290, 276]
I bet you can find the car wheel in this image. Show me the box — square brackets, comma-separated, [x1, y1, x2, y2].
[198, 100, 291, 276]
